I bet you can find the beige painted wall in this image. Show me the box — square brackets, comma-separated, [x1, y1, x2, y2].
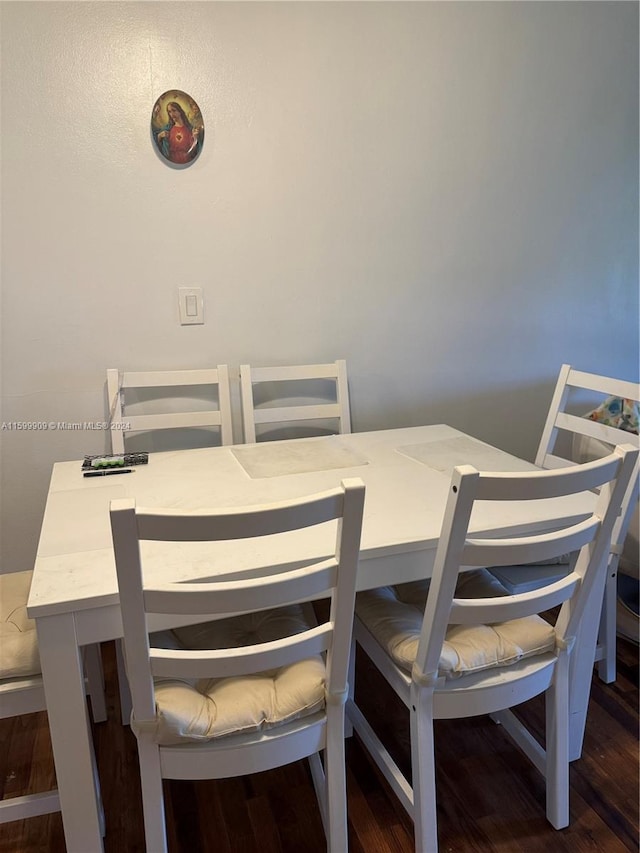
[1, 1, 638, 571]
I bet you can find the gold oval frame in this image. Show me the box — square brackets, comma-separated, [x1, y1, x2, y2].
[151, 90, 204, 167]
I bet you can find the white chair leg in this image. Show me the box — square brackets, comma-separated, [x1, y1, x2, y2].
[82, 644, 107, 724]
[324, 706, 348, 852]
[308, 751, 327, 833]
[115, 639, 133, 725]
[545, 655, 570, 829]
[410, 686, 439, 853]
[88, 714, 107, 838]
[596, 564, 618, 683]
[138, 739, 168, 853]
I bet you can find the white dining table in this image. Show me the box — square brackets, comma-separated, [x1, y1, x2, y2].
[28, 425, 600, 852]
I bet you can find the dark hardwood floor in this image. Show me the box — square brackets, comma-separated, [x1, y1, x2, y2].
[1, 638, 637, 852]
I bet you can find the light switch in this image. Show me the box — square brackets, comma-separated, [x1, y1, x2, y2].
[179, 287, 204, 325]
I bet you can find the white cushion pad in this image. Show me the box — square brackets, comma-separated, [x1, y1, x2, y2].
[356, 569, 555, 679]
[573, 434, 639, 580]
[0, 571, 41, 680]
[136, 604, 326, 746]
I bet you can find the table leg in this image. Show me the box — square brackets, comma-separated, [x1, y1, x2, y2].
[36, 613, 104, 852]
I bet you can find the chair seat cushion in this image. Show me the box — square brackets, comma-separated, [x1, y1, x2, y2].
[573, 433, 639, 580]
[356, 569, 555, 680]
[137, 604, 326, 746]
[0, 571, 41, 680]
[583, 395, 639, 435]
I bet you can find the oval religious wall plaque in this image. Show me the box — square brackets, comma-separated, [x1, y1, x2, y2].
[151, 90, 204, 166]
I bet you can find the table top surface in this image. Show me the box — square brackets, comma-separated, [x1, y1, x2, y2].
[28, 425, 593, 618]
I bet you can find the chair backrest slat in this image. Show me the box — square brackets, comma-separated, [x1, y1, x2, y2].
[120, 369, 223, 388]
[149, 623, 332, 680]
[466, 451, 624, 502]
[462, 515, 598, 568]
[246, 363, 344, 382]
[250, 402, 344, 426]
[554, 411, 635, 449]
[143, 561, 339, 616]
[566, 369, 638, 400]
[120, 411, 227, 432]
[135, 488, 344, 542]
[449, 573, 580, 625]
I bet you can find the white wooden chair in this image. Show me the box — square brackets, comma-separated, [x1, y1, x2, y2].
[110, 478, 365, 853]
[0, 571, 106, 826]
[107, 366, 233, 453]
[349, 444, 637, 853]
[240, 360, 351, 443]
[107, 365, 234, 721]
[488, 365, 640, 682]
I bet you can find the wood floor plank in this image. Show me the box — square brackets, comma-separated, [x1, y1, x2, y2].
[0, 638, 637, 852]
[247, 793, 284, 853]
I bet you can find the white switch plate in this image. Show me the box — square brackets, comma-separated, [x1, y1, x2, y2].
[178, 287, 204, 325]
